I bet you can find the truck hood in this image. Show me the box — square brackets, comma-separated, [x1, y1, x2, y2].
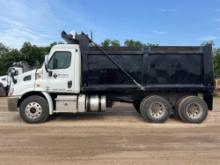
[15, 69, 37, 82]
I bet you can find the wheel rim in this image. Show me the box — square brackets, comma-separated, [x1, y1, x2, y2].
[25, 102, 42, 120]
[186, 102, 203, 120]
[149, 102, 166, 119]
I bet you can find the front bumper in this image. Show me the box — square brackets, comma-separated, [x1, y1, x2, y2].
[8, 97, 19, 111]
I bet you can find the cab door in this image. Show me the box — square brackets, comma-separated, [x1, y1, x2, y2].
[46, 50, 74, 93]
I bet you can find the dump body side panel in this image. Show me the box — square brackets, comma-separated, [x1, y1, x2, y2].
[87, 54, 142, 86]
[144, 53, 203, 85]
[82, 46, 214, 93]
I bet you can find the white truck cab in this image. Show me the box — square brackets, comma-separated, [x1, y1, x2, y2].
[38, 44, 81, 94]
[10, 44, 81, 97]
[8, 39, 103, 123]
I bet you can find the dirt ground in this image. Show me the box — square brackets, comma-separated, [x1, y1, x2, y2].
[0, 98, 220, 165]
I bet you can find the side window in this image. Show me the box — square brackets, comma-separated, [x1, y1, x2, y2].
[48, 52, 71, 69]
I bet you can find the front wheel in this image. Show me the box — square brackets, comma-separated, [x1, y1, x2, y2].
[20, 96, 49, 123]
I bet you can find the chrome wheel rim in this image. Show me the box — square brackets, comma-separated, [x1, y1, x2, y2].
[186, 102, 202, 119]
[149, 102, 166, 118]
[25, 102, 42, 120]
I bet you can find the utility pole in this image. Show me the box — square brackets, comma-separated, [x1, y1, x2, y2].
[90, 31, 93, 40]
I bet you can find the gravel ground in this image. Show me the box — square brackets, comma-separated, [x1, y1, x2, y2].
[0, 97, 220, 165]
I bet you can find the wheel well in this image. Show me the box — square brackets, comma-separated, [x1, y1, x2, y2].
[18, 92, 46, 108]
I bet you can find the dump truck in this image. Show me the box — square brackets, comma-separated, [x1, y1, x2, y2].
[8, 31, 215, 124]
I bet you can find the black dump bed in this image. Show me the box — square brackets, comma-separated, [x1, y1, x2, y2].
[61, 31, 214, 95]
[81, 45, 214, 95]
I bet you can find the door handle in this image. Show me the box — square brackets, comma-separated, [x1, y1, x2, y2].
[68, 81, 72, 88]
[53, 73, 57, 79]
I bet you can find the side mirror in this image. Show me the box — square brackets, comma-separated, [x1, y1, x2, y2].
[13, 70, 18, 76]
[44, 55, 53, 77]
[10, 73, 17, 84]
[44, 55, 49, 72]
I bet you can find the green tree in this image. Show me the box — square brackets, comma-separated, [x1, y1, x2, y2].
[101, 39, 111, 47]
[0, 43, 22, 75]
[111, 40, 120, 47]
[20, 42, 50, 67]
[145, 43, 159, 47]
[0, 43, 9, 57]
[124, 40, 144, 48]
[214, 48, 220, 78]
[0, 43, 9, 73]
[0, 42, 58, 75]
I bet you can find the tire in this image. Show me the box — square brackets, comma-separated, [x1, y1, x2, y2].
[133, 101, 141, 113]
[140, 95, 171, 123]
[178, 96, 208, 123]
[174, 96, 189, 121]
[0, 85, 6, 97]
[19, 95, 49, 123]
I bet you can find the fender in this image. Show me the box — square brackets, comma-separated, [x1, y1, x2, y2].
[42, 92, 54, 115]
[17, 91, 54, 115]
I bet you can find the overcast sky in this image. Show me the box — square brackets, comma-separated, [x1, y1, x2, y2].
[0, 0, 220, 48]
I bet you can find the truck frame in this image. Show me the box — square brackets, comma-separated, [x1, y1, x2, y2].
[8, 31, 215, 123]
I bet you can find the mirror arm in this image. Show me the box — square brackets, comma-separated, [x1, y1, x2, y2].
[44, 54, 49, 72]
[45, 64, 48, 72]
[11, 74, 17, 84]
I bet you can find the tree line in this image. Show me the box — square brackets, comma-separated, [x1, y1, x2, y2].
[0, 40, 220, 78]
[0, 42, 57, 75]
[101, 39, 158, 47]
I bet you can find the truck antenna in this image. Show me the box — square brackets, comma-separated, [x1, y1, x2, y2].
[90, 31, 93, 41]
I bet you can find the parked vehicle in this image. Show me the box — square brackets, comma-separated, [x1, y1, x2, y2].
[0, 66, 23, 97]
[8, 31, 215, 124]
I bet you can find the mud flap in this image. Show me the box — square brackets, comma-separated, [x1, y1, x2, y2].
[8, 97, 18, 111]
[203, 94, 213, 110]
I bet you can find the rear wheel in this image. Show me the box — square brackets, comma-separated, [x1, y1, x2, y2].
[140, 95, 171, 123]
[178, 96, 208, 123]
[174, 96, 189, 121]
[20, 95, 49, 123]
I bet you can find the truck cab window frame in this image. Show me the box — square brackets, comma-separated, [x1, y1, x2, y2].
[48, 51, 72, 70]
